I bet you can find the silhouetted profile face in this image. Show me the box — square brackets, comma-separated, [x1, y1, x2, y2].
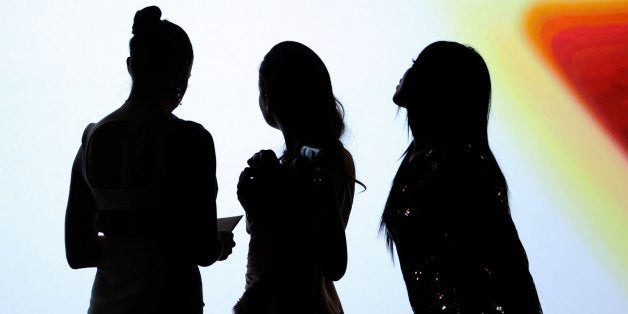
[393, 68, 414, 108]
[394, 41, 492, 147]
[258, 41, 344, 146]
[258, 78, 277, 129]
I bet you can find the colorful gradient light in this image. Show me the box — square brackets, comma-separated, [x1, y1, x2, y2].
[524, 1, 628, 291]
[527, 2, 628, 155]
[441, 0, 628, 298]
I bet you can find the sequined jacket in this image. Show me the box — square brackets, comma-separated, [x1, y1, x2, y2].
[382, 144, 542, 314]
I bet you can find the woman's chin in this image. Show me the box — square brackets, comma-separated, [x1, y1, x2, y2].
[392, 94, 405, 107]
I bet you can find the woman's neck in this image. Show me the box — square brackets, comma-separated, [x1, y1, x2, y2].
[128, 87, 160, 102]
[281, 131, 300, 154]
[279, 123, 306, 153]
[127, 88, 177, 113]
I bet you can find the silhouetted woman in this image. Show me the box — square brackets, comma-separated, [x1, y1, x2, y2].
[65, 6, 234, 313]
[233, 41, 357, 314]
[381, 41, 543, 313]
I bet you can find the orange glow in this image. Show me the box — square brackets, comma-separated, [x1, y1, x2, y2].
[526, 3, 628, 154]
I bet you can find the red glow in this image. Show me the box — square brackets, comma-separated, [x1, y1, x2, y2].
[551, 24, 628, 153]
[526, 3, 628, 155]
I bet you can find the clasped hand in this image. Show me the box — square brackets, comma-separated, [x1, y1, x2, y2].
[237, 150, 288, 218]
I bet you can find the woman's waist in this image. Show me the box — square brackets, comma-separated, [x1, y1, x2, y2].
[99, 236, 194, 270]
[97, 209, 183, 237]
[245, 232, 280, 287]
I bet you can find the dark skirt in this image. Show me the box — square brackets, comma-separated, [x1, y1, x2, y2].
[88, 237, 203, 314]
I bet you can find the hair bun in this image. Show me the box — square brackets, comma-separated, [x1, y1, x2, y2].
[132, 6, 162, 35]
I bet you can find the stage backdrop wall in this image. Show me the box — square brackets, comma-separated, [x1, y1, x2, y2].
[1, 1, 626, 313]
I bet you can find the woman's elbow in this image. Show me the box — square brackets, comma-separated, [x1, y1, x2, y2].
[323, 254, 348, 281]
[196, 253, 218, 267]
[322, 239, 348, 280]
[66, 252, 92, 269]
[68, 260, 86, 270]
[196, 257, 216, 267]
[66, 256, 81, 269]
[324, 264, 347, 281]
[65, 235, 103, 269]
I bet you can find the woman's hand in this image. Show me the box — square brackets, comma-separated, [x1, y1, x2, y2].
[217, 231, 236, 261]
[237, 150, 287, 217]
[247, 149, 281, 170]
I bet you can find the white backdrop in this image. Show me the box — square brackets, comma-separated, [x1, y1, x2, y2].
[1, 1, 626, 313]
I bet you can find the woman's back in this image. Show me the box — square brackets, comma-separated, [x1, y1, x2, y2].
[65, 6, 233, 314]
[79, 101, 218, 313]
[86, 101, 195, 236]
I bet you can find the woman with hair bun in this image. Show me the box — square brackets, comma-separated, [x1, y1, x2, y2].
[64, 6, 234, 313]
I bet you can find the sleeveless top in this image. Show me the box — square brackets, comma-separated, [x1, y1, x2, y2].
[82, 101, 212, 314]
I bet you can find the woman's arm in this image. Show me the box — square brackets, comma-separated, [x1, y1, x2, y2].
[315, 177, 347, 281]
[65, 146, 104, 269]
[293, 156, 348, 281]
[176, 124, 223, 266]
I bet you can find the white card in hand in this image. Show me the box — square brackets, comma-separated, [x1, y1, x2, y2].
[217, 215, 243, 232]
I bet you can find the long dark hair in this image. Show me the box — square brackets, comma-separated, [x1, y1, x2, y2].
[259, 41, 344, 150]
[128, 6, 193, 99]
[259, 41, 364, 190]
[395, 41, 491, 150]
[382, 41, 508, 252]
